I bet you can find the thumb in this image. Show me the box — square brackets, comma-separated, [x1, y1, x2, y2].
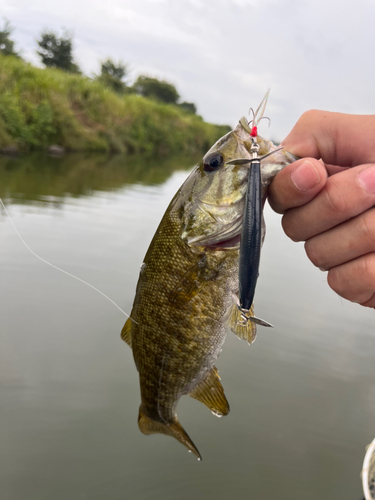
[268, 158, 327, 214]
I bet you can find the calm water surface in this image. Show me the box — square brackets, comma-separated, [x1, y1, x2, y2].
[1, 153, 374, 500]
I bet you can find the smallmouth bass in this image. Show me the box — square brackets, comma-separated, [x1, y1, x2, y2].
[121, 118, 296, 460]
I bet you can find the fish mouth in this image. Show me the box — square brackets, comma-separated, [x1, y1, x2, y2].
[205, 233, 242, 249]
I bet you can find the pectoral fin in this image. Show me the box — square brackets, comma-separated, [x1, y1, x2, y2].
[138, 407, 201, 460]
[169, 257, 213, 305]
[189, 366, 230, 417]
[121, 318, 132, 347]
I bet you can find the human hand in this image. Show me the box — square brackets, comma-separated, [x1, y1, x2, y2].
[268, 110, 375, 308]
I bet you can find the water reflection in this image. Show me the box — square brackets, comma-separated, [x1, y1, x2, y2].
[0, 151, 199, 203]
[0, 153, 374, 500]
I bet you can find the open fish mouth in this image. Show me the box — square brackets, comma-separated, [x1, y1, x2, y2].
[186, 214, 243, 249]
[206, 233, 242, 249]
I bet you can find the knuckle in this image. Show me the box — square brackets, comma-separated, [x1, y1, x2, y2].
[328, 253, 375, 303]
[362, 253, 375, 285]
[298, 109, 321, 126]
[358, 210, 375, 245]
[322, 181, 347, 215]
[304, 239, 325, 268]
[360, 292, 375, 309]
[327, 267, 342, 295]
[268, 198, 286, 215]
[281, 211, 303, 242]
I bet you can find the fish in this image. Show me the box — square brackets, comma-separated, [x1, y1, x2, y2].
[121, 116, 297, 460]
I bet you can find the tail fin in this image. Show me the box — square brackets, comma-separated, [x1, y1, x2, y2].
[138, 406, 202, 460]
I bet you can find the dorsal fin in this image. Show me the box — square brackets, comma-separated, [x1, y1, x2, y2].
[121, 318, 132, 347]
[189, 366, 229, 417]
[138, 406, 201, 460]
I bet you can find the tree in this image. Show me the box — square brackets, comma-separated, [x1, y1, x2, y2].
[132, 75, 180, 104]
[36, 30, 80, 73]
[178, 101, 197, 114]
[0, 20, 20, 57]
[97, 58, 128, 93]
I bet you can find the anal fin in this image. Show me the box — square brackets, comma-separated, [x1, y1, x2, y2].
[121, 318, 132, 347]
[189, 366, 230, 417]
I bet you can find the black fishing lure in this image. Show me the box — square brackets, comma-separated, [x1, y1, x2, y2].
[228, 90, 283, 328]
[238, 149, 262, 313]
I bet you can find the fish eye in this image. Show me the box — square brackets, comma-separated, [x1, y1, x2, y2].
[203, 152, 224, 172]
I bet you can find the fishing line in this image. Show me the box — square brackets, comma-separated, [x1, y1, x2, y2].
[0, 197, 136, 322]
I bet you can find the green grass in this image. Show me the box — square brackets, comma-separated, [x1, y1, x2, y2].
[0, 55, 231, 154]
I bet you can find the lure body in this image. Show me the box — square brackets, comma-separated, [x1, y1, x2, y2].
[235, 90, 283, 326]
[239, 158, 262, 311]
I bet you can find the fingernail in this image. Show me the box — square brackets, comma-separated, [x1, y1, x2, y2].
[358, 166, 375, 194]
[291, 160, 321, 192]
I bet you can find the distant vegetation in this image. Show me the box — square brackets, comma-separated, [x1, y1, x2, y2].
[0, 20, 20, 58]
[95, 59, 129, 94]
[0, 55, 230, 154]
[0, 22, 230, 154]
[36, 30, 81, 74]
[131, 75, 197, 115]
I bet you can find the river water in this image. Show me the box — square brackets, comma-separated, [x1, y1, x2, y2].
[1, 152, 374, 500]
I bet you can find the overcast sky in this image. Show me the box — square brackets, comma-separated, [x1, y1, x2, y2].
[2, 0, 375, 141]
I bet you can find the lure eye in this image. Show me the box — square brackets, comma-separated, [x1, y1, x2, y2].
[203, 152, 224, 172]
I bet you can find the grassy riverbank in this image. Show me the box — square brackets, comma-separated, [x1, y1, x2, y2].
[0, 55, 230, 154]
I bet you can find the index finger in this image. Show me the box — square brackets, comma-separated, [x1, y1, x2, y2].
[282, 163, 375, 242]
[282, 110, 375, 167]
